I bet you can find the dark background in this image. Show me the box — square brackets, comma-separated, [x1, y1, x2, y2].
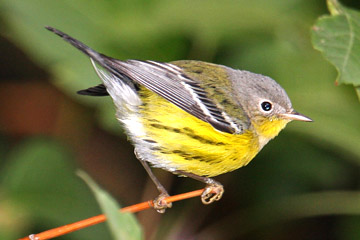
[1, 0, 360, 239]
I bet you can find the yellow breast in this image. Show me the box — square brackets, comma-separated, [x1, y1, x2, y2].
[136, 89, 262, 177]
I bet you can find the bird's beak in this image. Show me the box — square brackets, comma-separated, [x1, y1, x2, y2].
[279, 111, 313, 122]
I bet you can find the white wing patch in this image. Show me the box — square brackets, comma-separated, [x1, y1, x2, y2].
[180, 81, 215, 121]
[176, 67, 241, 134]
[221, 111, 241, 134]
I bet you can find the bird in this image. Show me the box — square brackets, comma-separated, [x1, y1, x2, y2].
[45, 26, 312, 213]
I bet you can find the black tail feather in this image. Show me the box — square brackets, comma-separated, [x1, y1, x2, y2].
[77, 84, 109, 96]
[46, 26, 129, 82]
[45, 26, 131, 96]
[45, 26, 104, 61]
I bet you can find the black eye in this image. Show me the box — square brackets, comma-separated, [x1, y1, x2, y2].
[261, 101, 272, 111]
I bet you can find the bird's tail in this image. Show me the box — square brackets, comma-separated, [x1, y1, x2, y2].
[45, 26, 137, 96]
[45, 26, 105, 64]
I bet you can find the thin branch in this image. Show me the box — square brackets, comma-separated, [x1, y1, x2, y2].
[18, 189, 204, 240]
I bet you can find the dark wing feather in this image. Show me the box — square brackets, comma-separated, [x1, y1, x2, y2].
[77, 84, 108, 96]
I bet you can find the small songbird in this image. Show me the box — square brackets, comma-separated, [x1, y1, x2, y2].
[46, 26, 312, 213]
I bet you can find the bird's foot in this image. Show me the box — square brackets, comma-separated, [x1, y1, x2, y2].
[201, 183, 224, 204]
[152, 192, 172, 213]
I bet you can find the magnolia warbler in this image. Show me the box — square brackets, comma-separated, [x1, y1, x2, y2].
[46, 26, 312, 213]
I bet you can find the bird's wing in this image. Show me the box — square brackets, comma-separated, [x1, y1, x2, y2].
[109, 59, 248, 134]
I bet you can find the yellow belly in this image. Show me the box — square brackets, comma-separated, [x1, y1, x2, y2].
[137, 89, 261, 177]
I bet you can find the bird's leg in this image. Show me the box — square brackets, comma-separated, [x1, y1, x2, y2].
[174, 170, 224, 204]
[135, 151, 172, 213]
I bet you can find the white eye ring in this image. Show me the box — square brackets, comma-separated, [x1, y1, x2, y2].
[260, 100, 273, 112]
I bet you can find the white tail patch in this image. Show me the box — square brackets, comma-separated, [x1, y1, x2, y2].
[90, 58, 141, 111]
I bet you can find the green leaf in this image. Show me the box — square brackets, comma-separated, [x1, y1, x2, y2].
[311, 0, 360, 98]
[78, 170, 143, 240]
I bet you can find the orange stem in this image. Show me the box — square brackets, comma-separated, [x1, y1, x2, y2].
[18, 189, 204, 240]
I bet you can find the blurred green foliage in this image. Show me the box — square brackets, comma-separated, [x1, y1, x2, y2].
[0, 0, 359, 239]
[0, 138, 111, 239]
